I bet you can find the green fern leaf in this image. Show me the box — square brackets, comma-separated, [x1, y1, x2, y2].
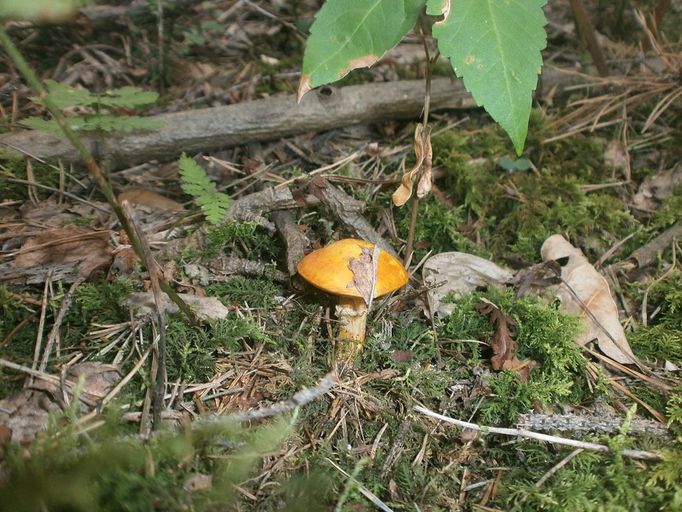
[178, 153, 231, 225]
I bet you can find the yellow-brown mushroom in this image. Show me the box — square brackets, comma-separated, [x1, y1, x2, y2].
[297, 238, 408, 360]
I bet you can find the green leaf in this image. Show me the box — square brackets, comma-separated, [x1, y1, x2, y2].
[299, 0, 424, 99]
[428, 0, 547, 154]
[0, 0, 87, 22]
[178, 154, 231, 225]
[38, 80, 97, 110]
[33, 81, 158, 110]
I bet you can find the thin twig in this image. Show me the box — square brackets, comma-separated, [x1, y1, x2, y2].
[39, 277, 84, 372]
[122, 201, 167, 431]
[414, 405, 662, 461]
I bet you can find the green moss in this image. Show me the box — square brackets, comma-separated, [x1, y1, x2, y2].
[0, 156, 62, 201]
[203, 220, 279, 261]
[439, 287, 587, 423]
[206, 276, 282, 310]
[428, 117, 640, 262]
[71, 279, 135, 327]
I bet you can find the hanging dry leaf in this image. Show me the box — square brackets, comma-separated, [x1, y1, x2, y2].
[422, 252, 514, 317]
[475, 298, 536, 381]
[541, 234, 640, 366]
[392, 123, 432, 207]
[347, 245, 380, 307]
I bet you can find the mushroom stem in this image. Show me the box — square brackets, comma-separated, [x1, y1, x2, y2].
[335, 296, 368, 360]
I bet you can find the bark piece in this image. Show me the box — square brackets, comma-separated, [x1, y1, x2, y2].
[128, 292, 229, 321]
[272, 210, 309, 276]
[309, 176, 396, 257]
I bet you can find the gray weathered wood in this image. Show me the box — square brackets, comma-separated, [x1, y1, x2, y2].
[0, 68, 581, 170]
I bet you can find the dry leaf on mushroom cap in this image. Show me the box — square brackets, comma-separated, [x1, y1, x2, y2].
[541, 234, 640, 366]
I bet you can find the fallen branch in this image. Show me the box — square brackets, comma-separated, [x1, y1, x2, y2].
[309, 176, 397, 257]
[0, 69, 582, 170]
[414, 405, 662, 461]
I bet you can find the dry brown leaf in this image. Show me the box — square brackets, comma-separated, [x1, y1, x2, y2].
[183, 473, 213, 493]
[392, 123, 432, 207]
[422, 252, 514, 317]
[475, 298, 536, 381]
[13, 225, 113, 279]
[118, 188, 184, 212]
[541, 234, 640, 366]
[347, 245, 380, 307]
[0, 390, 59, 446]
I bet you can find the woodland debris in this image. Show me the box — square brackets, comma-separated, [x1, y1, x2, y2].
[475, 298, 537, 381]
[10, 225, 113, 280]
[422, 252, 514, 317]
[208, 256, 288, 283]
[0, 362, 121, 446]
[227, 186, 297, 231]
[127, 291, 229, 321]
[0, 70, 583, 170]
[517, 411, 671, 438]
[0, 261, 79, 285]
[632, 162, 682, 211]
[308, 176, 396, 257]
[627, 220, 682, 270]
[541, 235, 639, 366]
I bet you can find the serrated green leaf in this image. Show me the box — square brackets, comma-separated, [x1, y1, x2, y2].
[429, 0, 547, 154]
[178, 153, 231, 225]
[299, 0, 424, 99]
[33, 81, 158, 110]
[37, 80, 98, 109]
[77, 115, 164, 133]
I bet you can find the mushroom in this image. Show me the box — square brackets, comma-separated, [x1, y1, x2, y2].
[297, 238, 409, 359]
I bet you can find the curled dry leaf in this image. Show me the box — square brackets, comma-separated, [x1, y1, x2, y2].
[422, 252, 514, 317]
[541, 234, 640, 366]
[392, 123, 433, 207]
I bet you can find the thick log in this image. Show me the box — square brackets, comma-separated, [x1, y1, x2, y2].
[0, 68, 581, 170]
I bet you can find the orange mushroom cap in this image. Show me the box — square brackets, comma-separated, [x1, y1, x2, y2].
[296, 239, 409, 298]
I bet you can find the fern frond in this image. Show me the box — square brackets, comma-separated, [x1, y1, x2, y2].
[178, 153, 230, 225]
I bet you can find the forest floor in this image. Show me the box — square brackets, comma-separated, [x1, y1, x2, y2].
[1, 1, 681, 511]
